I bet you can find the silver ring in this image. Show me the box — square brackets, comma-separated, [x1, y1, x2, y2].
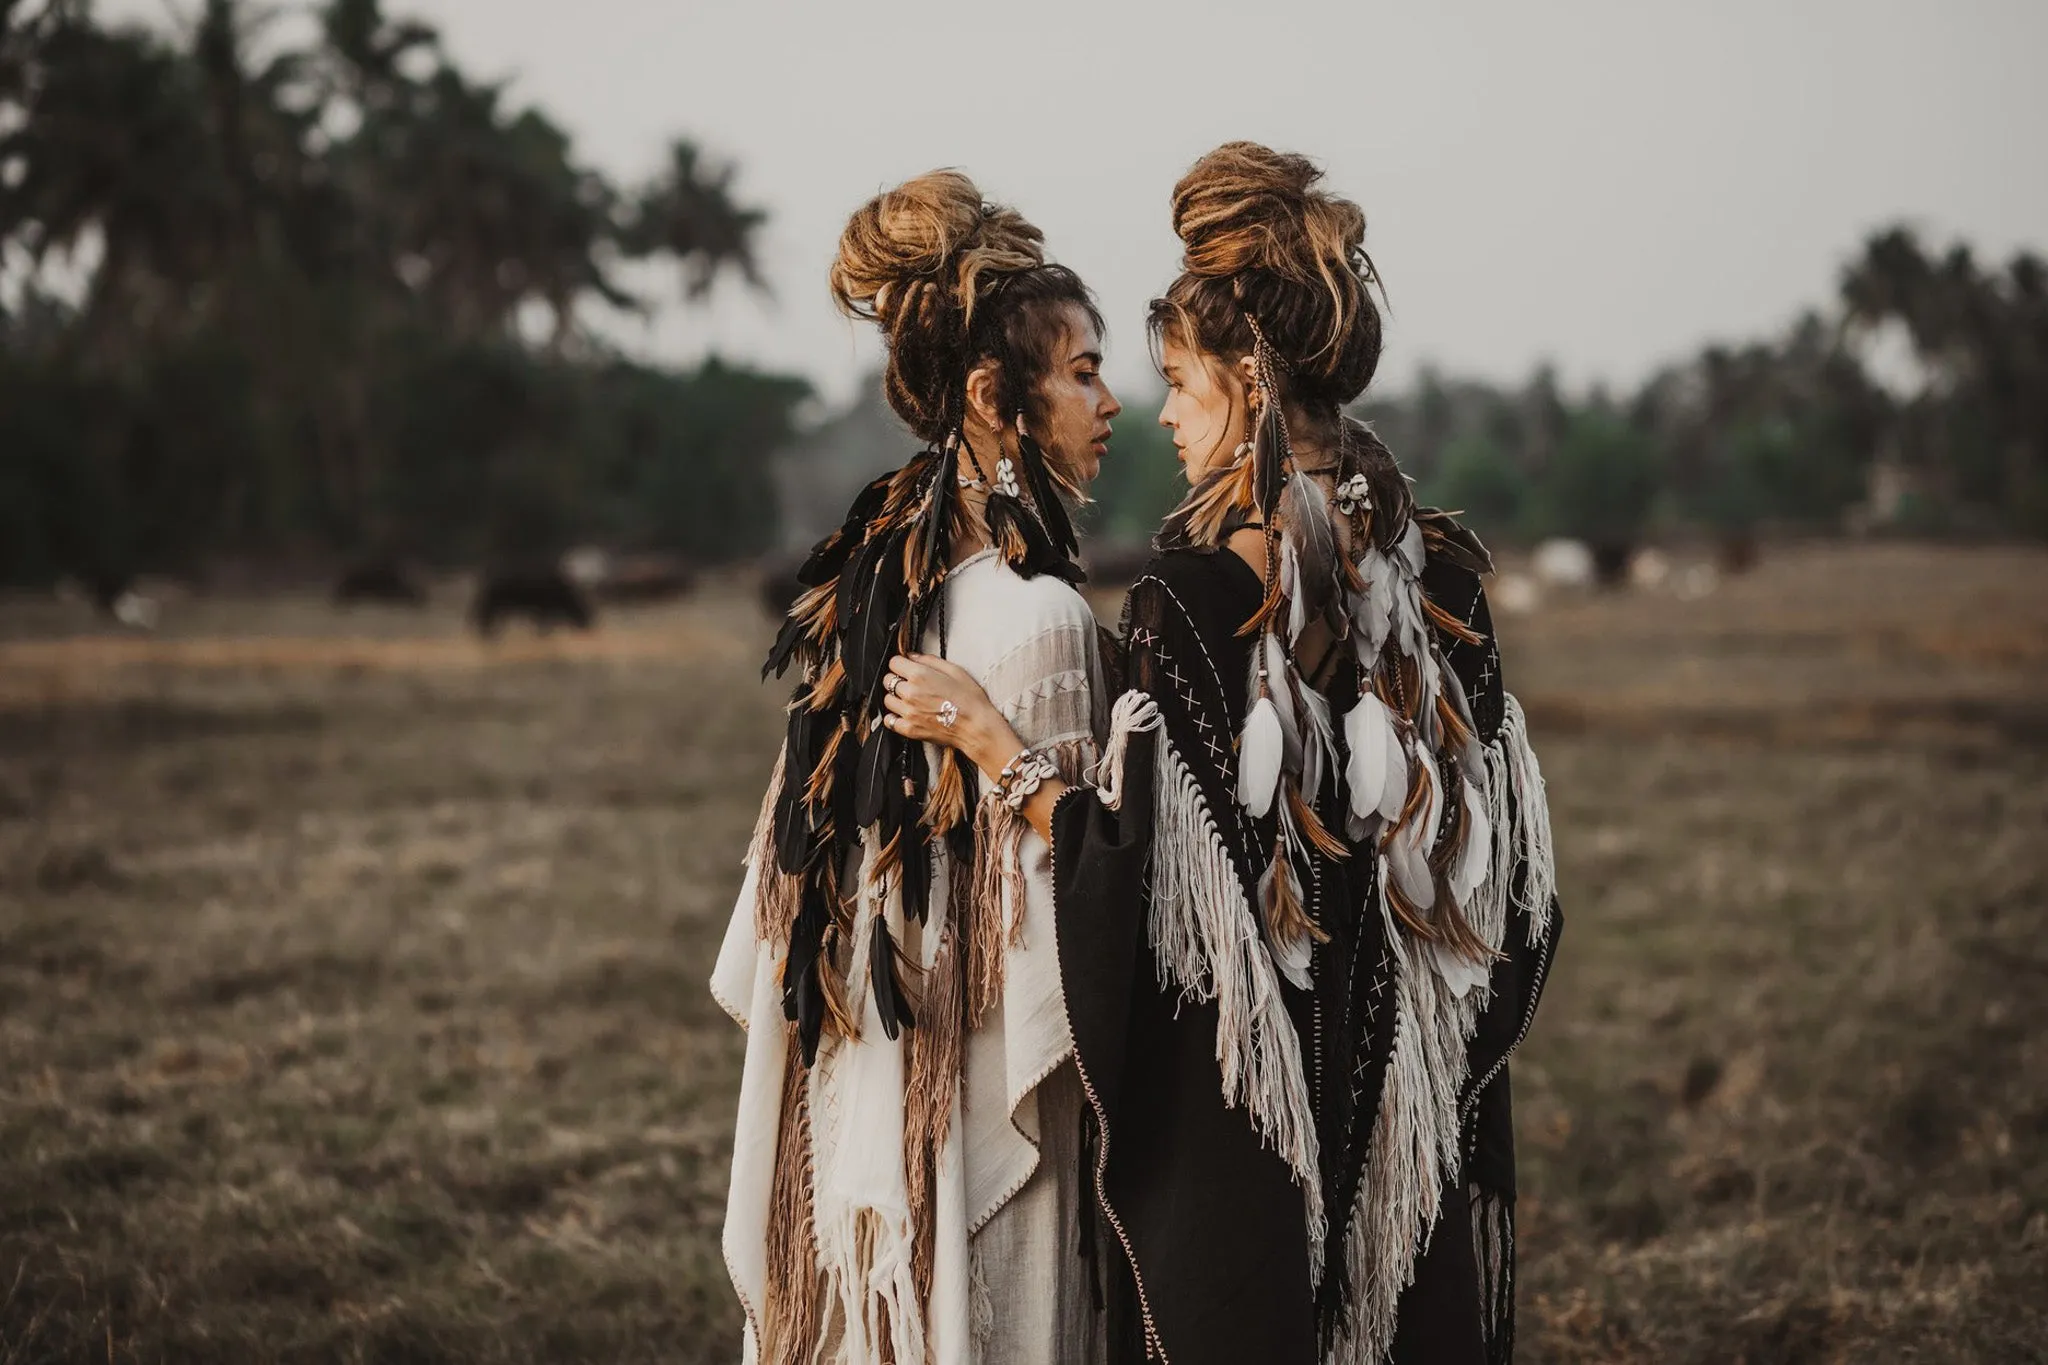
[885, 675, 900, 696]
[937, 699, 958, 729]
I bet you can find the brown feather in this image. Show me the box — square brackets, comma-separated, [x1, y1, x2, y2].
[1288, 785, 1350, 865]
[804, 719, 848, 810]
[1381, 873, 1442, 942]
[1263, 837, 1325, 946]
[1240, 529, 1286, 637]
[802, 657, 845, 713]
[1436, 694, 1474, 756]
[1423, 594, 1487, 647]
[922, 748, 968, 836]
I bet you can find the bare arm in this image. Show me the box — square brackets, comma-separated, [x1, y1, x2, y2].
[881, 653, 1071, 843]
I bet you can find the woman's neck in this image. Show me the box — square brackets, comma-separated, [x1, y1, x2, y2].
[950, 425, 1007, 558]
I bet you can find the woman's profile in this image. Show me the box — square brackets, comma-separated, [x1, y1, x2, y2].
[711, 170, 1121, 1364]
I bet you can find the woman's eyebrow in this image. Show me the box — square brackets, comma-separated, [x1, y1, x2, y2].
[1070, 349, 1105, 368]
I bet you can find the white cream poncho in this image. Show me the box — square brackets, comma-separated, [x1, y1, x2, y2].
[713, 548, 1107, 1365]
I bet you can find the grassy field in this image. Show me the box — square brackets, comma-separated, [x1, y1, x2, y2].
[2, 544, 2044, 1364]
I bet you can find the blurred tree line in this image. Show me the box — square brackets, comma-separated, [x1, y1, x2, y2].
[1351, 230, 2048, 553]
[1075, 224, 2048, 556]
[0, 0, 805, 592]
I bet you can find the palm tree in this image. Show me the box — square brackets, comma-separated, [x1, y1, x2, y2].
[620, 139, 767, 301]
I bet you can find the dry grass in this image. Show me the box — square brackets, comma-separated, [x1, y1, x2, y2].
[2, 543, 2044, 1363]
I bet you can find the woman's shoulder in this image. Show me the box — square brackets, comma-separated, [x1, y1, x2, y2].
[953, 551, 1096, 631]
[1124, 547, 1262, 641]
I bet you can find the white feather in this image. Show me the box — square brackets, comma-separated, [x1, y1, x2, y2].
[1389, 836, 1435, 910]
[1451, 777, 1491, 901]
[1354, 550, 1395, 654]
[1263, 635, 1303, 771]
[1397, 518, 1426, 578]
[1298, 682, 1336, 802]
[1237, 696, 1284, 817]
[1378, 730, 1410, 824]
[1389, 756, 1441, 909]
[1283, 541, 1306, 643]
[1428, 941, 1492, 999]
[1344, 693, 1392, 821]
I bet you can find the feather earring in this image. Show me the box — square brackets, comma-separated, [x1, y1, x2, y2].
[1014, 414, 1080, 559]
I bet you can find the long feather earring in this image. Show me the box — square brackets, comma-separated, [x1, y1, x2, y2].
[1013, 413, 1080, 560]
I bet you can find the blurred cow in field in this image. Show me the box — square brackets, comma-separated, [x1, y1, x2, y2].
[471, 567, 594, 636]
[590, 554, 696, 605]
[333, 560, 429, 607]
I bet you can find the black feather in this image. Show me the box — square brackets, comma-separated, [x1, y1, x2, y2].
[842, 528, 910, 705]
[988, 493, 1085, 584]
[868, 921, 916, 1039]
[1254, 402, 1288, 518]
[773, 707, 832, 873]
[798, 472, 893, 588]
[783, 878, 831, 1062]
[920, 448, 956, 587]
[829, 719, 860, 845]
[854, 723, 898, 831]
[762, 611, 812, 681]
[899, 825, 932, 925]
[1016, 430, 1079, 557]
[944, 762, 980, 864]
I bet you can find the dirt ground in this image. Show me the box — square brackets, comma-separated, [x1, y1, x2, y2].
[2, 543, 2044, 1364]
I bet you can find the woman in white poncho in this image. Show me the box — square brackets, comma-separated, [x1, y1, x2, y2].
[711, 170, 1122, 1365]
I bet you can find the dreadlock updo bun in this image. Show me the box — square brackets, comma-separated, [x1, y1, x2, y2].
[831, 171, 1096, 444]
[1156, 141, 1383, 412]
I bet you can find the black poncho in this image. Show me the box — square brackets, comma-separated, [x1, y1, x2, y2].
[1052, 535, 1561, 1365]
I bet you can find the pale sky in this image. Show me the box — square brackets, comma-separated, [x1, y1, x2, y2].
[105, 0, 2048, 405]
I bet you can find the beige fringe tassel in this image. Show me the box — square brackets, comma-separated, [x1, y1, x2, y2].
[1326, 688, 1556, 1363]
[903, 858, 966, 1315]
[762, 1026, 823, 1365]
[1128, 693, 1326, 1277]
[746, 749, 802, 945]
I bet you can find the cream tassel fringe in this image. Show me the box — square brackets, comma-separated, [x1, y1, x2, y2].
[1328, 687, 1556, 1364]
[1498, 694, 1557, 945]
[1131, 689, 1326, 1277]
[745, 748, 802, 946]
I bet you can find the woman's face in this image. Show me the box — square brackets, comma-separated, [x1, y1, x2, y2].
[1158, 335, 1249, 485]
[1027, 302, 1121, 488]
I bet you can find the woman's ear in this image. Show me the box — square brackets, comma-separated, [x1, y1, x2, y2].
[965, 363, 1002, 434]
[1235, 353, 1260, 403]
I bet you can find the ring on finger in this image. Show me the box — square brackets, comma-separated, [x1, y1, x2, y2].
[937, 698, 958, 729]
[885, 675, 900, 697]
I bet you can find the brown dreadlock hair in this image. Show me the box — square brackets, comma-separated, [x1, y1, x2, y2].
[830, 169, 1105, 458]
[1149, 141, 1388, 549]
[1147, 142, 1491, 961]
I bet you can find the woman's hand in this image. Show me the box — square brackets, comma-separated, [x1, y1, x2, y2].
[881, 654, 1022, 778]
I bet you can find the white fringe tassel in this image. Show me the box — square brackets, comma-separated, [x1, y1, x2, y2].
[1134, 691, 1327, 1279]
[1095, 691, 1162, 811]
[1498, 694, 1556, 946]
[1329, 688, 1556, 1364]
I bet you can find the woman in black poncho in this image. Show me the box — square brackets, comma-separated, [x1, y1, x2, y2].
[882, 143, 1562, 1365]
